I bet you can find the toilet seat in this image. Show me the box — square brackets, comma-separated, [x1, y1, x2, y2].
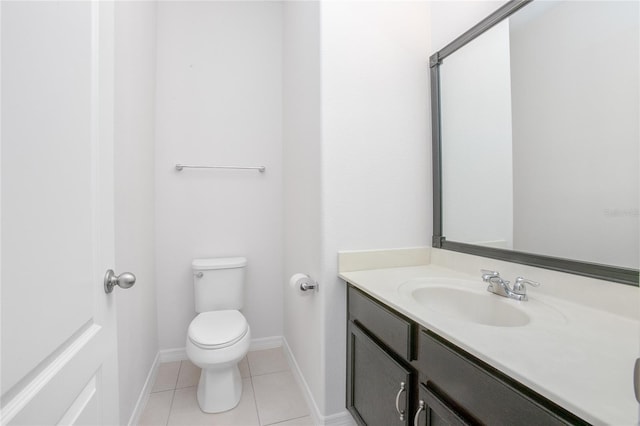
[188, 310, 248, 350]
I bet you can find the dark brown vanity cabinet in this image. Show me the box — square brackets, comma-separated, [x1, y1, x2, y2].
[346, 284, 588, 426]
[347, 286, 415, 425]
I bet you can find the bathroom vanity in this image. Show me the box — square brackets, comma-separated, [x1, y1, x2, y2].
[346, 283, 583, 425]
[340, 261, 638, 426]
[341, 1, 639, 423]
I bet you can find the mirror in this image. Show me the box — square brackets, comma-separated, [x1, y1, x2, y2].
[431, 0, 639, 285]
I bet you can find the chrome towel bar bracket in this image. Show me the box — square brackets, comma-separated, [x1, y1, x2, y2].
[175, 164, 266, 173]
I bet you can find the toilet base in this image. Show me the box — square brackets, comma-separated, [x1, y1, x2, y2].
[196, 364, 242, 413]
[186, 312, 250, 414]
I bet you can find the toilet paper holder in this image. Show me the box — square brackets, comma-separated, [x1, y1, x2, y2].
[290, 273, 318, 293]
[299, 275, 318, 292]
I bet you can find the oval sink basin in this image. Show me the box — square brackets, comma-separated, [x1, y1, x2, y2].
[398, 278, 566, 327]
[410, 286, 530, 327]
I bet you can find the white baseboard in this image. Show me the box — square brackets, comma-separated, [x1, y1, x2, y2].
[249, 335, 283, 351]
[322, 411, 356, 426]
[281, 338, 323, 424]
[158, 347, 187, 363]
[282, 338, 355, 426]
[127, 352, 160, 426]
[157, 336, 284, 364]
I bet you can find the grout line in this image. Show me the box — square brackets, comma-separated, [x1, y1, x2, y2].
[246, 355, 253, 377]
[251, 370, 292, 380]
[151, 362, 180, 394]
[175, 384, 197, 390]
[247, 366, 290, 378]
[248, 375, 262, 426]
[252, 370, 308, 426]
[165, 389, 176, 426]
[161, 361, 181, 425]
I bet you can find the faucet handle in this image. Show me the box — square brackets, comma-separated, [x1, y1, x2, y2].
[512, 276, 540, 294]
[481, 269, 500, 281]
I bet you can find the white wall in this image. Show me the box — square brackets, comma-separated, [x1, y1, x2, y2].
[283, 2, 432, 418]
[114, 2, 159, 424]
[320, 1, 431, 415]
[282, 1, 326, 416]
[154, 1, 283, 349]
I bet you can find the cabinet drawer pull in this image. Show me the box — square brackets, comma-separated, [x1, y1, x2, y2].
[634, 358, 640, 403]
[413, 400, 425, 426]
[395, 381, 406, 421]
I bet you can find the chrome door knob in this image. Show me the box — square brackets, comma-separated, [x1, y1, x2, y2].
[104, 269, 136, 294]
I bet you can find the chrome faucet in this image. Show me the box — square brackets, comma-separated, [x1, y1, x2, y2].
[481, 270, 540, 301]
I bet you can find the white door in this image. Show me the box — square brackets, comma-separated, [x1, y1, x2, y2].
[1, 1, 121, 424]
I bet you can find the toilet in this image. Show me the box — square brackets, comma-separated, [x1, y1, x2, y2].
[185, 257, 251, 413]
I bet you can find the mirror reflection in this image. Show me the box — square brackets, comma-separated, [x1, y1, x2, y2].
[439, 0, 639, 270]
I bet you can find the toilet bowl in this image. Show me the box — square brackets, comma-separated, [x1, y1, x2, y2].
[186, 310, 251, 413]
[185, 257, 250, 413]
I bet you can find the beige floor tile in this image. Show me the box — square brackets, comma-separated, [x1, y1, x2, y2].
[268, 415, 316, 425]
[152, 361, 181, 392]
[138, 390, 174, 426]
[176, 360, 201, 389]
[239, 356, 251, 378]
[247, 347, 289, 376]
[252, 371, 309, 426]
[167, 379, 259, 426]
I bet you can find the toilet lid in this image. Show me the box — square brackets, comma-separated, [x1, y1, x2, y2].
[188, 310, 248, 350]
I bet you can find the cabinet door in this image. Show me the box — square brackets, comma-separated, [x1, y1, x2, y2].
[347, 321, 413, 426]
[413, 383, 474, 426]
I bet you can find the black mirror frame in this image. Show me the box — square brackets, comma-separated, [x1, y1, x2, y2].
[430, 0, 639, 286]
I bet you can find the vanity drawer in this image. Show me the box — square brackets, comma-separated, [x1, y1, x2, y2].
[348, 285, 413, 360]
[417, 330, 587, 426]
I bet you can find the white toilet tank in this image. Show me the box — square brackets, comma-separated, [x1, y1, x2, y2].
[192, 257, 247, 313]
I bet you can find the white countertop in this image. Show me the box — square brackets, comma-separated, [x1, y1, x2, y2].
[340, 264, 640, 426]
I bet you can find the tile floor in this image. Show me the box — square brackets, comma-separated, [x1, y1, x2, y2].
[138, 347, 314, 426]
